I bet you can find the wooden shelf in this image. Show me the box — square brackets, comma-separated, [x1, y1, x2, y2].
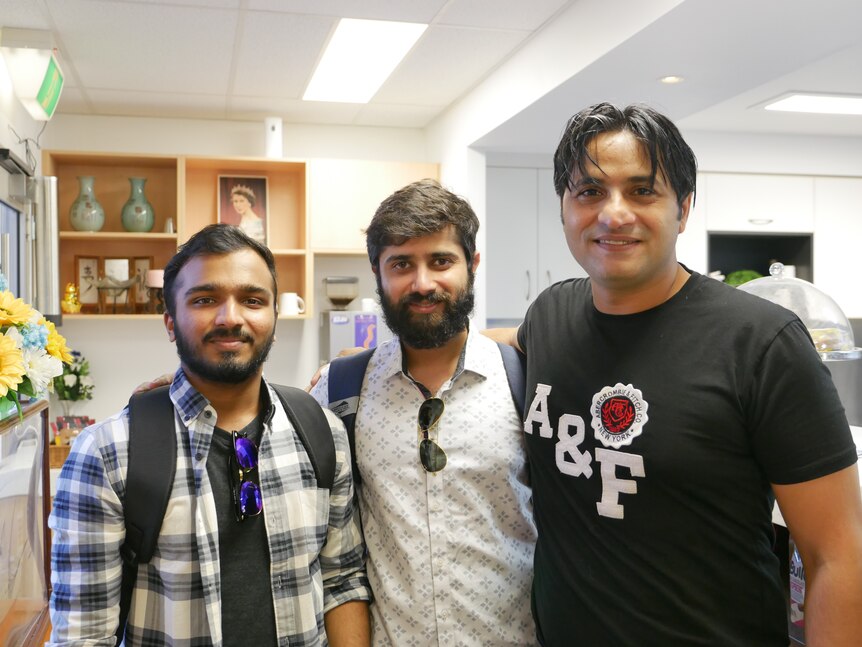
[45, 150, 437, 322]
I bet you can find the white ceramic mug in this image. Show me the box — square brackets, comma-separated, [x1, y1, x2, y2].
[279, 292, 306, 316]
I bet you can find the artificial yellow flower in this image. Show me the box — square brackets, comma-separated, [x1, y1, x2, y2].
[41, 318, 74, 363]
[0, 334, 26, 397]
[0, 290, 34, 327]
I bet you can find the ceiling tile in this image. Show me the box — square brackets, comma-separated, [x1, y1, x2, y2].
[228, 95, 364, 125]
[372, 25, 527, 106]
[435, 0, 571, 30]
[247, 0, 448, 23]
[84, 88, 229, 120]
[1, 0, 52, 29]
[46, 0, 237, 93]
[232, 11, 333, 99]
[354, 102, 441, 128]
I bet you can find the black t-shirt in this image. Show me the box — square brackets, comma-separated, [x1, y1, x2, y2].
[517, 271, 856, 646]
[207, 414, 278, 646]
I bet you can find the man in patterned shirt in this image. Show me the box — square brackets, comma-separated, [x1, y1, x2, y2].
[49, 224, 371, 646]
[310, 180, 537, 646]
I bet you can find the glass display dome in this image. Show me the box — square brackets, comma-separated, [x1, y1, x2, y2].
[737, 263, 861, 361]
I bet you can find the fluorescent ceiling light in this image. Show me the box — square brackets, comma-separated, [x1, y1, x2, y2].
[659, 75, 685, 85]
[304, 18, 427, 103]
[0, 27, 64, 121]
[764, 93, 862, 115]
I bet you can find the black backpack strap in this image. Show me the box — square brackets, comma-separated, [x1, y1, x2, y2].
[497, 342, 527, 420]
[272, 385, 336, 491]
[327, 348, 376, 485]
[117, 385, 176, 646]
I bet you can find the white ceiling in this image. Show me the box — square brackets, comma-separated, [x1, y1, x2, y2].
[2, 0, 861, 154]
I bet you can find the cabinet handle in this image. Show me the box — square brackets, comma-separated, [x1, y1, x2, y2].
[747, 218, 774, 225]
[525, 270, 531, 301]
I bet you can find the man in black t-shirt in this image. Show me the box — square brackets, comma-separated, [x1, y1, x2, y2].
[486, 103, 862, 646]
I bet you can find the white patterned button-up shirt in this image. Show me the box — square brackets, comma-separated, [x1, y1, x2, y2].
[311, 329, 537, 646]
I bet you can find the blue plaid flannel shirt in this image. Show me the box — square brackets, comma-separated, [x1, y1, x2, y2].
[48, 369, 371, 646]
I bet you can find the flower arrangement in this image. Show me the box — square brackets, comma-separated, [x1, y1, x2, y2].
[0, 273, 73, 419]
[53, 350, 95, 402]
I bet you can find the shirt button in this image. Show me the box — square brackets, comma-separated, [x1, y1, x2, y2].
[204, 410, 212, 418]
[195, 452, 203, 461]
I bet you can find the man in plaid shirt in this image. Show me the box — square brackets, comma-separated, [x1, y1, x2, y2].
[49, 224, 371, 646]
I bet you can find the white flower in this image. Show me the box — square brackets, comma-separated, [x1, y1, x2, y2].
[4, 326, 23, 348]
[63, 374, 78, 388]
[21, 348, 63, 394]
[80, 376, 94, 387]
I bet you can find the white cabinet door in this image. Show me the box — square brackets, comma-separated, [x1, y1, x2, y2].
[706, 173, 815, 233]
[676, 173, 708, 274]
[486, 167, 538, 320]
[536, 169, 586, 288]
[813, 177, 862, 318]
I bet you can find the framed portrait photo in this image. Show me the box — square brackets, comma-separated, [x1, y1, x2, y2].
[133, 256, 154, 311]
[75, 255, 99, 312]
[217, 175, 269, 246]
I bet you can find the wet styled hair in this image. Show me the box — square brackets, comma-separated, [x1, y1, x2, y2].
[163, 223, 277, 315]
[553, 102, 697, 208]
[365, 178, 479, 268]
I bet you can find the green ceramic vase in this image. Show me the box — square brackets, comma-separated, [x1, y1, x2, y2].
[121, 177, 155, 232]
[69, 176, 105, 231]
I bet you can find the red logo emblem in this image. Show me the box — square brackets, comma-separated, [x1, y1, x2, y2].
[601, 397, 636, 435]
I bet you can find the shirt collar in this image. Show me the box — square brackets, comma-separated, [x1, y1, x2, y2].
[169, 367, 275, 425]
[381, 325, 489, 393]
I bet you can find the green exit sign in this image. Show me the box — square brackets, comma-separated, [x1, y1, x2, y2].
[36, 54, 63, 119]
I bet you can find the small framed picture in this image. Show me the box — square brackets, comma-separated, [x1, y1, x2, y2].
[75, 255, 99, 312]
[101, 257, 131, 312]
[103, 257, 130, 281]
[132, 256, 154, 311]
[218, 175, 269, 246]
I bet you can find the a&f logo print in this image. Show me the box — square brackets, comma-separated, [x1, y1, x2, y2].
[591, 383, 649, 449]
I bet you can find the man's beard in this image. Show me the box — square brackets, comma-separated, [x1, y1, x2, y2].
[174, 324, 275, 384]
[377, 273, 475, 349]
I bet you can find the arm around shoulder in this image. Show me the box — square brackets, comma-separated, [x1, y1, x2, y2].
[774, 463, 862, 646]
[480, 326, 522, 351]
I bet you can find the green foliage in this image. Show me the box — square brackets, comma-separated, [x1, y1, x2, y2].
[53, 350, 95, 401]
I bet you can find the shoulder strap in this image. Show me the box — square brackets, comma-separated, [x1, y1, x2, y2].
[117, 385, 176, 646]
[272, 384, 336, 491]
[327, 348, 376, 485]
[497, 342, 527, 420]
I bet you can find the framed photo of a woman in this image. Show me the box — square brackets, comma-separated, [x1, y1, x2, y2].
[217, 175, 269, 246]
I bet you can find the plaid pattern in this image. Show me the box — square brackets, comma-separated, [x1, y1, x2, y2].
[48, 369, 370, 647]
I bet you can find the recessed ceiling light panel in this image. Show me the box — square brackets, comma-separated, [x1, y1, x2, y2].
[304, 18, 427, 104]
[659, 75, 685, 85]
[764, 93, 862, 115]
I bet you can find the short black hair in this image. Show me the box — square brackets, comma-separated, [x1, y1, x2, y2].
[553, 102, 697, 208]
[366, 179, 479, 268]
[163, 223, 277, 315]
